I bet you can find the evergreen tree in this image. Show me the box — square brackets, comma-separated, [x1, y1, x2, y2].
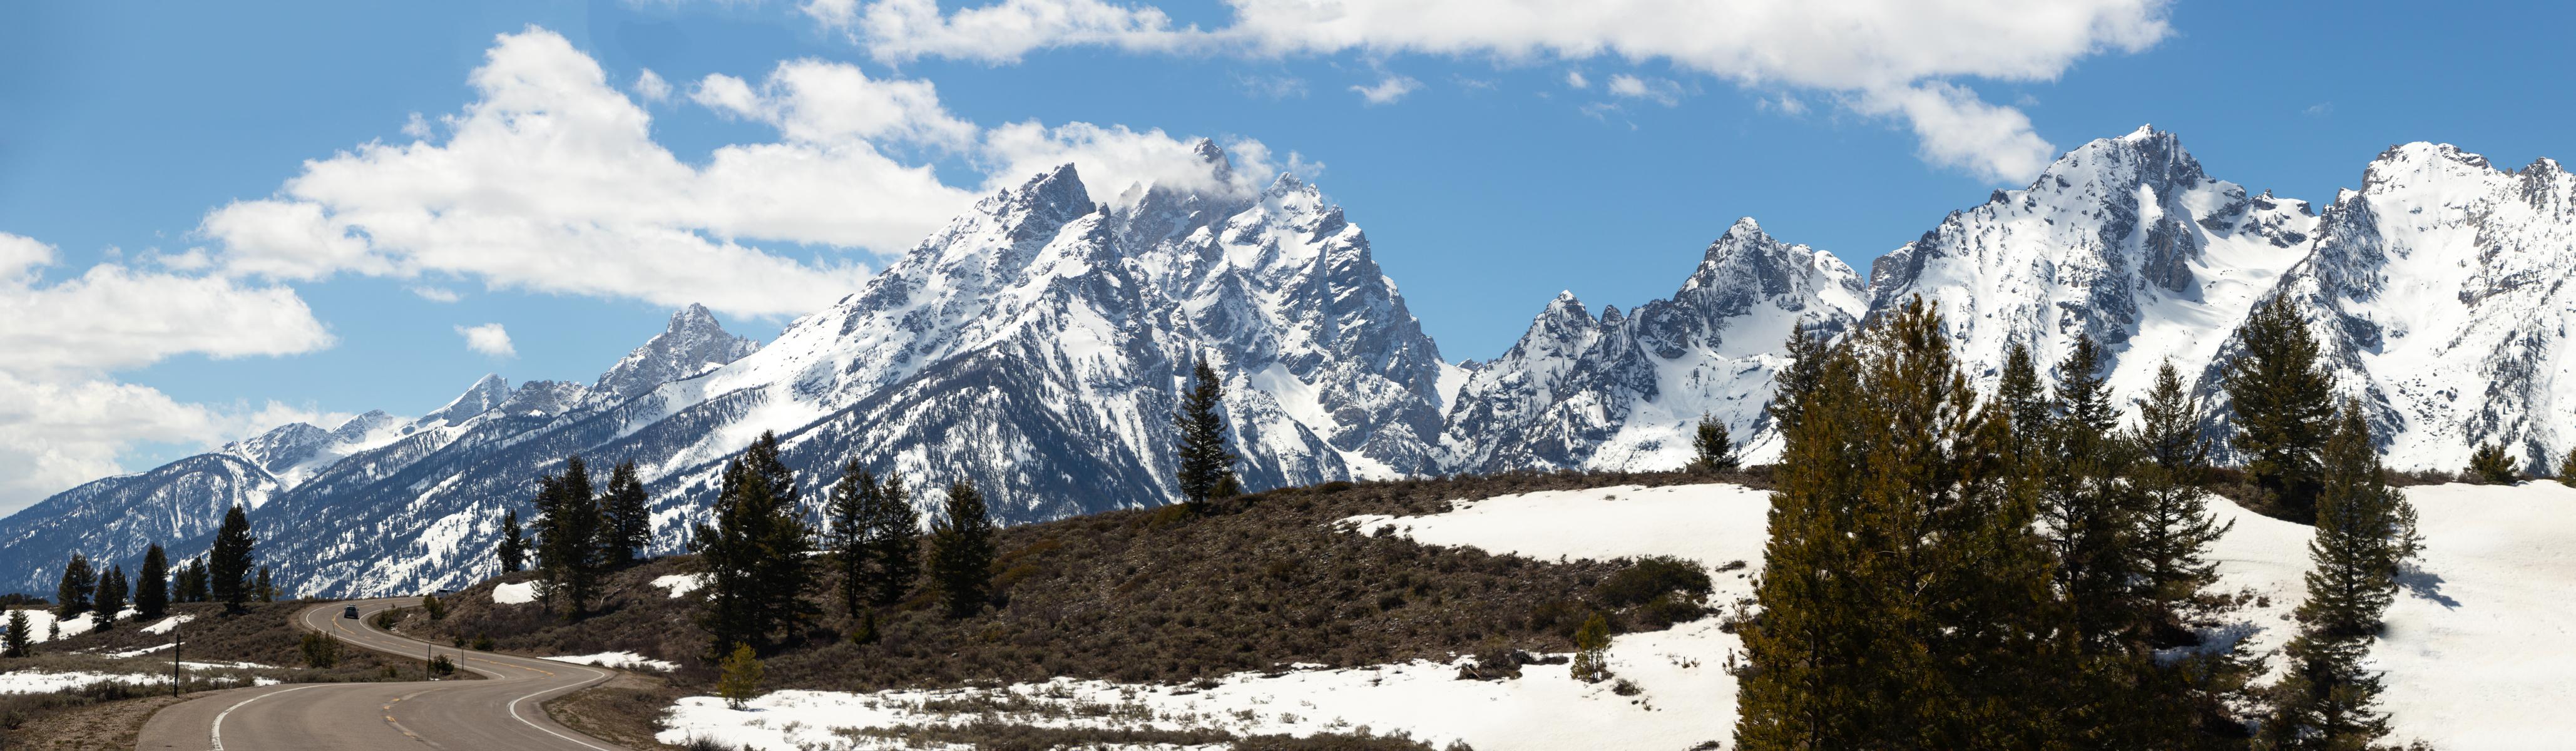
[1996, 339, 2053, 459]
[689, 432, 818, 656]
[254, 565, 274, 602]
[135, 544, 170, 620]
[2128, 361, 2233, 641]
[1734, 296, 2065, 749]
[1570, 613, 1613, 683]
[1173, 355, 1238, 508]
[2560, 446, 2576, 488]
[2223, 296, 2338, 521]
[92, 565, 128, 628]
[180, 557, 210, 603]
[1688, 414, 1740, 473]
[824, 459, 879, 621]
[2263, 399, 2422, 750]
[496, 509, 528, 573]
[2040, 333, 2147, 655]
[717, 642, 765, 710]
[2465, 442, 2517, 484]
[54, 554, 95, 620]
[866, 474, 921, 607]
[1766, 322, 1832, 432]
[3, 609, 28, 658]
[929, 480, 997, 618]
[533, 456, 606, 617]
[210, 504, 257, 612]
[602, 461, 653, 565]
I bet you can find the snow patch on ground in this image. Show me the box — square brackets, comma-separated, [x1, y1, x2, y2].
[652, 573, 707, 598]
[3, 608, 136, 643]
[491, 581, 538, 605]
[141, 614, 192, 635]
[108, 643, 174, 658]
[548, 651, 678, 672]
[652, 481, 2576, 748]
[0, 671, 163, 695]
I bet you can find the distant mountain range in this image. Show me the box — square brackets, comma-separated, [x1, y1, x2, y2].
[5, 127, 2570, 597]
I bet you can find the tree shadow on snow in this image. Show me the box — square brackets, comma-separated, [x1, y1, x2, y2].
[2397, 566, 2461, 610]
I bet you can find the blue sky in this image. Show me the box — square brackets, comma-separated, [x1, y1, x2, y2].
[2, 0, 2572, 509]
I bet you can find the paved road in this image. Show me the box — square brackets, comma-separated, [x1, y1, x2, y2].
[135, 598, 631, 750]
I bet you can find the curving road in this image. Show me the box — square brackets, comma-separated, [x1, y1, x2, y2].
[135, 598, 631, 750]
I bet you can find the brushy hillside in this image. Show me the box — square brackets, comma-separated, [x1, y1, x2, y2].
[417, 470, 1757, 695]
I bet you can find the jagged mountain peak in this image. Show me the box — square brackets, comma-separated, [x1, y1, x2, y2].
[421, 374, 509, 426]
[591, 304, 761, 404]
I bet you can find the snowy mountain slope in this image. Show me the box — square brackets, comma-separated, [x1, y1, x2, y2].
[0, 454, 282, 594]
[1440, 218, 1865, 471]
[586, 304, 762, 406]
[1864, 125, 2318, 408]
[2229, 143, 2576, 472]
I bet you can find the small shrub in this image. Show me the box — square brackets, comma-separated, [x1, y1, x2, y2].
[421, 594, 446, 621]
[2559, 446, 2576, 488]
[717, 643, 765, 710]
[1610, 677, 1643, 697]
[471, 633, 495, 651]
[1595, 555, 1711, 608]
[2468, 442, 2519, 484]
[299, 631, 340, 668]
[1569, 613, 1612, 683]
[429, 654, 456, 676]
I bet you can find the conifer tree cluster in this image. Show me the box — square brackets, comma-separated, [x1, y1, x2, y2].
[92, 565, 129, 628]
[690, 432, 819, 656]
[54, 554, 93, 620]
[172, 556, 213, 604]
[2560, 446, 2576, 488]
[1735, 298, 2268, 749]
[526, 456, 657, 618]
[824, 460, 921, 627]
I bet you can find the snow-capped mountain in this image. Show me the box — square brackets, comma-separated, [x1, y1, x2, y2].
[6, 127, 2574, 598]
[2245, 143, 2576, 473]
[0, 454, 282, 594]
[1442, 218, 1864, 471]
[1864, 125, 2318, 406]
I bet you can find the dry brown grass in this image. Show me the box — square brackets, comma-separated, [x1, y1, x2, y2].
[426, 469, 1757, 697]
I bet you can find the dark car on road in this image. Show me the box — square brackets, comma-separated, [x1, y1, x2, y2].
[343, 605, 360, 619]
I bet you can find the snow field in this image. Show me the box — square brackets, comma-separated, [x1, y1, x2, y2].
[491, 581, 537, 604]
[548, 651, 678, 672]
[651, 573, 708, 598]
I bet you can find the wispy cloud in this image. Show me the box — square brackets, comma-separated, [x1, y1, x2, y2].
[1350, 74, 1421, 105]
[456, 323, 516, 358]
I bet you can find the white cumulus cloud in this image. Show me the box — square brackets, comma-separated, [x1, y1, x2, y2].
[1606, 74, 1682, 106]
[1349, 75, 1420, 105]
[820, 0, 2174, 183]
[455, 323, 516, 358]
[0, 232, 339, 514]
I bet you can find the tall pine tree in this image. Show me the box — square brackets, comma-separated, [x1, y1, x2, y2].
[690, 432, 817, 656]
[496, 509, 528, 573]
[2040, 332, 2147, 655]
[866, 474, 921, 607]
[1996, 339, 2053, 461]
[929, 480, 997, 618]
[54, 554, 95, 620]
[1173, 355, 1238, 509]
[602, 461, 653, 564]
[3, 610, 28, 658]
[824, 459, 880, 621]
[2223, 296, 2338, 521]
[92, 565, 128, 628]
[533, 456, 606, 617]
[1765, 321, 1832, 431]
[135, 544, 170, 620]
[2263, 399, 2421, 750]
[210, 505, 257, 613]
[2128, 360, 2233, 642]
